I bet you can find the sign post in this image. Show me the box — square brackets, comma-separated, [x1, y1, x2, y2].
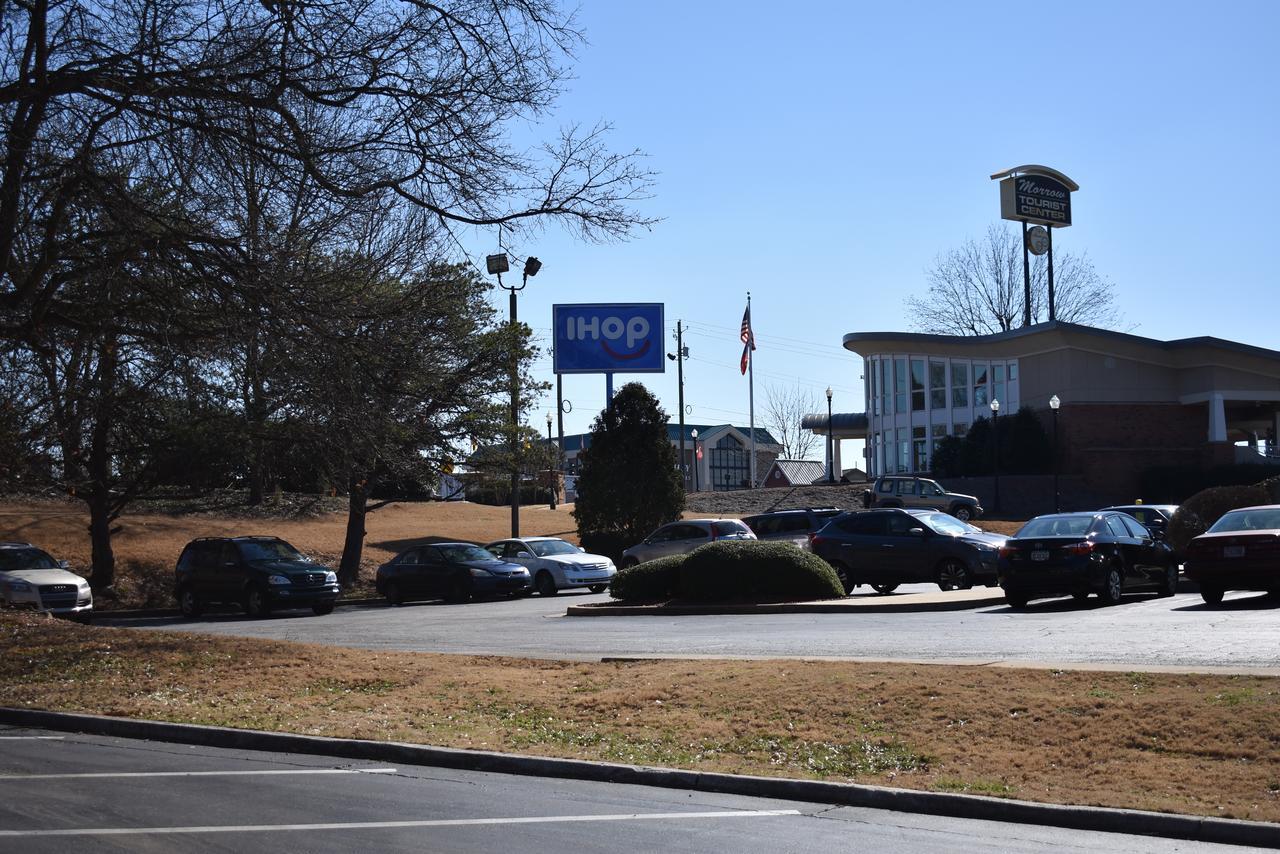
[991, 165, 1079, 323]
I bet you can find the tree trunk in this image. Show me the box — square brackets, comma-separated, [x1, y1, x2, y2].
[86, 491, 116, 592]
[338, 476, 367, 586]
[85, 338, 119, 591]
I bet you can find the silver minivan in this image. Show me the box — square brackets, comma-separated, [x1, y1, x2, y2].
[620, 519, 756, 567]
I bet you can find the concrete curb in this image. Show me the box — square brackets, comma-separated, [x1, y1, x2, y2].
[97, 597, 387, 620]
[2, 707, 1275, 848]
[567, 591, 1006, 617]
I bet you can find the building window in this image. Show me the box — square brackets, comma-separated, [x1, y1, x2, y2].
[973, 363, 989, 407]
[912, 426, 927, 471]
[931, 423, 947, 453]
[910, 359, 925, 411]
[929, 361, 946, 410]
[894, 358, 907, 413]
[879, 359, 890, 416]
[897, 427, 909, 473]
[869, 360, 879, 417]
[954, 422, 968, 438]
[951, 362, 969, 408]
[710, 434, 749, 491]
[993, 364, 1006, 406]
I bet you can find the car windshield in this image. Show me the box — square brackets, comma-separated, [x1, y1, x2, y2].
[237, 540, 304, 562]
[916, 513, 979, 536]
[440, 544, 498, 563]
[1208, 509, 1280, 533]
[530, 539, 579, 557]
[0, 548, 57, 571]
[1017, 516, 1092, 538]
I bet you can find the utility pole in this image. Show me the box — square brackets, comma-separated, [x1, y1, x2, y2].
[489, 250, 541, 538]
[670, 321, 688, 489]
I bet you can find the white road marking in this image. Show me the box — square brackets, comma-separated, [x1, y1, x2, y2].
[0, 809, 801, 837]
[0, 736, 63, 740]
[0, 768, 397, 781]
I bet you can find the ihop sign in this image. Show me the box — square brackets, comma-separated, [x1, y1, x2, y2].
[553, 303, 665, 374]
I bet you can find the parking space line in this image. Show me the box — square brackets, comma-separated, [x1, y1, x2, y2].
[0, 736, 64, 740]
[0, 768, 397, 781]
[0, 809, 802, 837]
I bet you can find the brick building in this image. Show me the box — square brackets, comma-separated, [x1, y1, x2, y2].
[804, 321, 1280, 498]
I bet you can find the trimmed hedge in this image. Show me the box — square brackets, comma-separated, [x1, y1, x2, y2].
[1167, 484, 1271, 555]
[1138, 463, 1280, 504]
[608, 554, 683, 602]
[610, 541, 844, 603]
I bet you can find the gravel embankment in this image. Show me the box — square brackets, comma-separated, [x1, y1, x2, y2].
[685, 482, 870, 517]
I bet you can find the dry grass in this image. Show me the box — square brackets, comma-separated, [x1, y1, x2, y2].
[3, 611, 1278, 822]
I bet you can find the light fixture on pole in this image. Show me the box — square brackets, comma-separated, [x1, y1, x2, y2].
[825, 386, 835, 483]
[546, 412, 556, 511]
[1049, 394, 1061, 513]
[492, 251, 541, 537]
[691, 429, 700, 493]
[990, 398, 1001, 514]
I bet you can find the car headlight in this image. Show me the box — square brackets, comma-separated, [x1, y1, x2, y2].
[8, 581, 31, 592]
[324, 571, 338, 585]
[267, 574, 291, 586]
[469, 567, 494, 578]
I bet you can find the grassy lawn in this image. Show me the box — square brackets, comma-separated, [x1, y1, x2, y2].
[4, 496, 1276, 823]
[3, 611, 1278, 822]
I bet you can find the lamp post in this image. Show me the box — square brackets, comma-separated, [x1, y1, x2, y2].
[990, 398, 1001, 514]
[667, 322, 689, 490]
[545, 412, 556, 511]
[1049, 394, 1061, 513]
[825, 386, 835, 483]
[490, 252, 541, 537]
[691, 429, 700, 492]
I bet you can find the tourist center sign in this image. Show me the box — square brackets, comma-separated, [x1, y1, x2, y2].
[995, 166, 1077, 228]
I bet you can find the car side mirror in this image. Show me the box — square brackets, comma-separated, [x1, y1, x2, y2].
[909, 527, 927, 537]
[57, 559, 70, 569]
[517, 551, 533, 558]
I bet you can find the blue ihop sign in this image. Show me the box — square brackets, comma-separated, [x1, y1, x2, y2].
[552, 303, 665, 375]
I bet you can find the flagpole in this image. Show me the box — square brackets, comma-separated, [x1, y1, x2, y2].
[747, 291, 756, 489]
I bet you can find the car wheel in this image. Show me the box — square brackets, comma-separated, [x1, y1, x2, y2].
[1099, 565, 1124, 606]
[446, 577, 471, 604]
[829, 561, 853, 595]
[177, 585, 203, 618]
[385, 581, 404, 606]
[1006, 593, 1030, 609]
[1157, 565, 1179, 598]
[535, 571, 558, 597]
[1200, 585, 1224, 605]
[588, 584, 607, 594]
[244, 585, 271, 618]
[870, 582, 899, 595]
[936, 559, 972, 591]
[311, 601, 334, 616]
[951, 505, 973, 523]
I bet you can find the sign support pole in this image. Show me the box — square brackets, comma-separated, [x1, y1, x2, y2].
[606, 373, 614, 410]
[1021, 221, 1032, 326]
[675, 320, 687, 489]
[1046, 225, 1056, 321]
[747, 292, 756, 489]
[556, 373, 564, 494]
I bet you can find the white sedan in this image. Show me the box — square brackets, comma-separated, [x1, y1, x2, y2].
[484, 537, 615, 596]
[0, 542, 93, 621]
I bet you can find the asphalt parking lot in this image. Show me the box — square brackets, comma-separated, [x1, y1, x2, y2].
[0, 724, 1257, 853]
[100, 583, 1280, 673]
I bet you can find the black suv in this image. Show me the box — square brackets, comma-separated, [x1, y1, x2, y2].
[174, 536, 339, 618]
[742, 507, 843, 551]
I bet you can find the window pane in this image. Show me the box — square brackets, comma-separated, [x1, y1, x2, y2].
[993, 364, 1006, 406]
[973, 363, 989, 407]
[910, 359, 925, 412]
[929, 361, 946, 409]
[950, 362, 969, 408]
[894, 358, 907, 413]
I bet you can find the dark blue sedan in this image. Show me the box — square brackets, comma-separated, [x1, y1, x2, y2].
[998, 512, 1177, 609]
[376, 542, 532, 605]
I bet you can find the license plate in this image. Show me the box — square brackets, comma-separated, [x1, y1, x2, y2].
[1031, 550, 1050, 561]
[1224, 545, 1245, 558]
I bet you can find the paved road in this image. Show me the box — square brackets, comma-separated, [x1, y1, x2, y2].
[103, 585, 1280, 672]
[0, 725, 1249, 853]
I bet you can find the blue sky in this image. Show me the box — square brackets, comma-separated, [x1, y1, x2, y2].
[457, 1, 1278, 459]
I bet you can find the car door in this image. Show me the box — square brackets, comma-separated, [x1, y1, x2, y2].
[669, 524, 712, 557]
[836, 513, 889, 577]
[418, 546, 451, 595]
[388, 549, 424, 597]
[883, 512, 933, 581]
[215, 542, 244, 602]
[1119, 515, 1163, 581]
[897, 478, 922, 510]
[1103, 515, 1141, 585]
[504, 541, 549, 582]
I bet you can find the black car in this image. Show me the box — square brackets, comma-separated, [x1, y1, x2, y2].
[174, 536, 340, 618]
[376, 542, 533, 605]
[998, 512, 1178, 609]
[1100, 504, 1179, 540]
[809, 508, 1007, 595]
[742, 507, 843, 550]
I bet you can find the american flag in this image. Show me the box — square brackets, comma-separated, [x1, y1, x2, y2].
[739, 303, 755, 375]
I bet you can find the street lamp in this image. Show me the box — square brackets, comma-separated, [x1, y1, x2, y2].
[1049, 394, 1061, 513]
[825, 386, 835, 483]
[691, 429, 700, 493]
[491, 253, 542, 537]
[990, 398, 1001, 514]
[546, 412, 556, 511]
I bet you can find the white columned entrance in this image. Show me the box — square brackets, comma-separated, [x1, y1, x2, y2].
[1209, 393, 1227, 443]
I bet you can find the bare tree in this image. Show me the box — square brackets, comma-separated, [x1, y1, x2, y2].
[904, 224, 1123, 335]
[763, 383, 821, 460]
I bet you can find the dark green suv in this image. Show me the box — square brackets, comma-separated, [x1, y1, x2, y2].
[174, 536, 339, 618]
